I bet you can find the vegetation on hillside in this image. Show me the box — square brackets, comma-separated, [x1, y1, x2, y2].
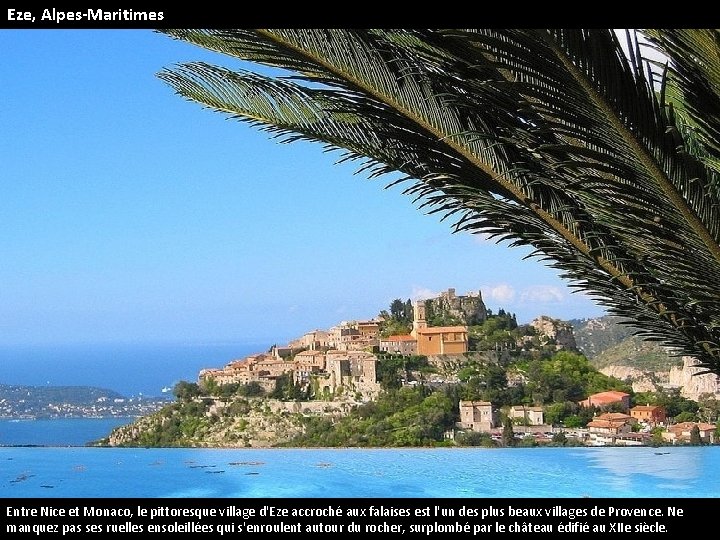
[378, 298, 413, 337]
[570, 316, 637, 358]
[571, 315, 679, 372]
[105, 311, 717, 448]
[593, 336, 681, 371]
[107, 339, 714, 447]
[286, 386, 455, 447]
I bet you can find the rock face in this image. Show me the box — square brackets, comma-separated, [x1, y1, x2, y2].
[668, 356, 720, 401]
[425, 288, 487, 325]
[105, 398, 356, 448]
[599, 356, 720, 401]
[599, 365, 666, 393]
[530, 316, 577, 350]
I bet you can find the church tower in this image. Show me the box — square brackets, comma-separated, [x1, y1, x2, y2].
[411, 300, 428, 338]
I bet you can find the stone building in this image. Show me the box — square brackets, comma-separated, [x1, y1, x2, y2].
[578, 390, 631, 412]
[508, 405, 545, 426]
[662, 422, 716, 444]
[198, 354, 287, 393]
[199, 348, 380, 400]
[629, 405, 666, 426]
[411, 300, 468, 356]
[458, 400, 495, 432]
[379, 334, 418, 356]
[289, 330, 331, 351]
[323, 351, 381, 399]
[586, 412, 636, 445]
[293, 350, 326, 385]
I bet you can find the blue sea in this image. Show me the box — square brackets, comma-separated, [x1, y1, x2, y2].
[0, 418, 136, 447]
[1, 446, 718, 498]
[0, 342, 266, 397]
[1, 343, 719, 499]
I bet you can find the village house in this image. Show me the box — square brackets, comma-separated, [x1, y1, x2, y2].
[458, 400, 495, 432]
[586, 412, 637, 445]
[327, 320, 381, 352]
[508, 405, 545, 426]
[379, 334, 418, 356]
[578, 390, 631, 412]
[353, 319, 383, 339]
[328, 325, 361, 350]
[253, 355, 295, 377]
[289, 329, 332, 351]
[200, 353, 292, 393]
[293, 350, 326, 385]
[662, 422, 717, 445]
[629, 404, 666, 426]
[199, 347, 381, 401]
[323, 350, 381, 399]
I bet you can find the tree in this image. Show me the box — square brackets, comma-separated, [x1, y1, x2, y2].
[551, 431, 568, 446]
[502, 416, 516, 447]
[650, 426, 666, 447]
[689, 424, 702, 446]
[270, 372, 307, 400]
[173, 380, 201, 401]
[160, 29, 720, 376]
[389, 298, 412, 323]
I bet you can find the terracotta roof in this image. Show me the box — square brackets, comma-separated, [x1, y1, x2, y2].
[597, 412, 633, 421]
[587, 420, 616, 428]
[669, 422, 716, 433]
[631, 405, 663, 412]
[460, 400, 492, 406]
[588, 419, 631, 429]
[582, 391, 630, 405]
[226, 359, 249, 368]
[591, 390, 629, 399]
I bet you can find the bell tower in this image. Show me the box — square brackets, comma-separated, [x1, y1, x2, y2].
[411, 300, 428, 338]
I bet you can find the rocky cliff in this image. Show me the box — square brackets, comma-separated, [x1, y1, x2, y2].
[425, 288, 487, 325]
[668, 357, 720, 401]
[599, 365, 667, 393]
[530, 316, 577, 350]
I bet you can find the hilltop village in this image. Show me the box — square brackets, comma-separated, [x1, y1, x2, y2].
[105, 288, 720, 448]
[198, 288, 490, 401]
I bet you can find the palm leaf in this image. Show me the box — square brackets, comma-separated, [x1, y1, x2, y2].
[159, 29, 720, 376]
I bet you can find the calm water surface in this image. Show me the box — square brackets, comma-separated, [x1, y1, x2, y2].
[0, 418, 135, 447]
[1, 446, 718, 498]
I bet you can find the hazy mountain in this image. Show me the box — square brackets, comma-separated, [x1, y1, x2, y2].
[570, 316, 680, 371]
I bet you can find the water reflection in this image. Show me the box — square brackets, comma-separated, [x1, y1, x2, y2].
[584, 447, 703, 480]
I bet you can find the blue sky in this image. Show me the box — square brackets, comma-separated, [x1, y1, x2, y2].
[0, 30, 607, 346]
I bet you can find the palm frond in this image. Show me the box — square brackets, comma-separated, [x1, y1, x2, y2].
[159, 29, 720, 376]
